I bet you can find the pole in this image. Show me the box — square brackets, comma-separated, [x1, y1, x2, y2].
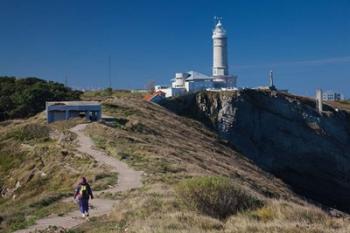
[64, 75, 68, 87]
[108, 56, 112, 89]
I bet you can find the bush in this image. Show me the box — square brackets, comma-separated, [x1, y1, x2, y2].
[7, 213, 35, 231]
[9, 124, 50, 141]
[0, 76, 82, 121]
[29, 193, 69, 208]
[0, 149, 24, 173]
[176, 176, 262, 219]
[247, 205, 276, 222]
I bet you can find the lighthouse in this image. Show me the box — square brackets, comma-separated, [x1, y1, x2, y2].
[154, 18, 238, 98]
[212, 18, 236, 88]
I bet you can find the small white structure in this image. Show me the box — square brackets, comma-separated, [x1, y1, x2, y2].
[322, 90, 344, 101]
[316, 89, 323, 113]
[172, 73, 189, 88]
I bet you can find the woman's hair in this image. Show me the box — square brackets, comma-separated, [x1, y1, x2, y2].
[80, 177, 87, 184]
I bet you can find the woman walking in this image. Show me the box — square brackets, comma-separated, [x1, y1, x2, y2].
[74, 177, 94, 218]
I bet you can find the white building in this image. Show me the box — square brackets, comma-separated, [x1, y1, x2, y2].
[322, 90, 344, 101]
[171, 71, 214, 93]
[185, 71, 214, 92]
[156, 71, 213, 97]
[155, 18, 237, 98]
[155, 84, 186, 98]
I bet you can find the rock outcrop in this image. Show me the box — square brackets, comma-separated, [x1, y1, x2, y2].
[162, 89, 350, 212]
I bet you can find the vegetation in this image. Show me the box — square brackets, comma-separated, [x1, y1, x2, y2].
[5, 123, 50, 142]
[81, 89, 144, 100]
[176, 176, 262, 219]
[225, 200, 350, 233]
[0, 76, 81, 121]
[0, 118, 118, 232]
[75, 92, 350, 233]
[1, 90, 350, 232]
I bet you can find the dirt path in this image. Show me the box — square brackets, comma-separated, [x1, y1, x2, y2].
[15, 124, 143, 233]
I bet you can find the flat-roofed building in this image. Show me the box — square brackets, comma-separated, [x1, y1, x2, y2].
[322, 90, 344, 101]
[46, 101, 101, 123]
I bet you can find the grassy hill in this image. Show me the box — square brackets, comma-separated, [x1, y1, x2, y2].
[0, 91, 349, 232]
[0, 117, 117, 232]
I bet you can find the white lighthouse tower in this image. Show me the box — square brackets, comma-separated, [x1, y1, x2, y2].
[212, 18, 236, 88]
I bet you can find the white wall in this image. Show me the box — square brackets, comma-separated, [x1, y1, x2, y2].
[185, 80, 214, 93]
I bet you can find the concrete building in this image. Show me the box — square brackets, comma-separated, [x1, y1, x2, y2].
[322, 90, 344, 101]
[154, 85, 186, 98]
[172, 73, 189, 88]
[46, 101, 101, 123]
[157, 71, 214, 96]
[156, 71, 216, 97]
[184, 71, 214, 93]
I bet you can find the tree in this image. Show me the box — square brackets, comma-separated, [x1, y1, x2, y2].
[0, 76, 82, 121]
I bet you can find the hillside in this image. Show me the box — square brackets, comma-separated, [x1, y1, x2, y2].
[0, 117, 118, 232]
[1, 91, 350, 232]
[162, 89, 350, 213]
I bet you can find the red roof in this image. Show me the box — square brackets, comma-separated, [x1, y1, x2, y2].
[144, 91, 166, 102]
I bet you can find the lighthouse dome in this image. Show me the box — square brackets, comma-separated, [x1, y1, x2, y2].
[212, 20, 227, 39]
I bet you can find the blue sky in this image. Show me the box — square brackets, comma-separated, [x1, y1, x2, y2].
[1, 0, 349, 97]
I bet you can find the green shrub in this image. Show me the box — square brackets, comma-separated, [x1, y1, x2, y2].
[247, 205, 276, 222]
[29, 193, 69, 208]
[9, 123, 50, 141]
[176, 176, 262, 219]
[8, 213, 35, 231]
[93, 172, 118, 191]
[0, 143, 25, 173]
[0, 76, 82, 121]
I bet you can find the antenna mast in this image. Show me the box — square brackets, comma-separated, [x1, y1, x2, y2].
[64, 75, 68, 87]
[108, 56, 112, 89]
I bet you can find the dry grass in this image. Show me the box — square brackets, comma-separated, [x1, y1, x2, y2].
[77, 184, 350, 233]
[226, 200, 350, 233]
[0, 117, 117, 232]
[74, 93, 350, 233]
[77, 183, 226, 233]
[1, 92, 350, 233]
[326, 100, 350, 112]
[85, 96, 295, 199]
[176, 176, 262, 219]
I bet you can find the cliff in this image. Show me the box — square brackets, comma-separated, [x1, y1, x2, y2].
[162, 89, 350, 212]
[3, 90, 350, 232]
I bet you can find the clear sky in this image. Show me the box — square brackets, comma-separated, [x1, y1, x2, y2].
[1, 0, 349, 97]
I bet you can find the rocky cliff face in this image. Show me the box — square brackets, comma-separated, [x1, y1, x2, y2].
[162, 89, 350, 212]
